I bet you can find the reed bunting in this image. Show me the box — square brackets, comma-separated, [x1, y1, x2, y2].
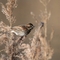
[11, 23, 34, 40]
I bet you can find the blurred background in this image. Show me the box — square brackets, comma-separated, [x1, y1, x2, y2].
[0, 0, 60, 60]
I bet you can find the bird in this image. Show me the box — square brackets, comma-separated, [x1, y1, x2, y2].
[11, 23, 34, 40]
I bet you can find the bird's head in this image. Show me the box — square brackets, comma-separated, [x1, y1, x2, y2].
[25, 23, 34, 35]
[26, 23, 34, 30]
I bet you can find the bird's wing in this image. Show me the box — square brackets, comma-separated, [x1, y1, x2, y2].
[11, 26, 27, 36]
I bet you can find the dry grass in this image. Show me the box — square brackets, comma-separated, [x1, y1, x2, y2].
[0, 0, 53, 60]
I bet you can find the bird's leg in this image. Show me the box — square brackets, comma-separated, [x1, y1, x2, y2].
[19, 36, 23, 40]
[19, 36, 26, 45]
[14, 36, 26, 47]
[15, 36, 23, 46]
[22, 36, 26, 40]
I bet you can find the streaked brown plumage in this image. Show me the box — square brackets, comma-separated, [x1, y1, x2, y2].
[11, 23, 34, 40]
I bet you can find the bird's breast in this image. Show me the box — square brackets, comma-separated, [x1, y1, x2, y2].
[16, 31, 26, 36]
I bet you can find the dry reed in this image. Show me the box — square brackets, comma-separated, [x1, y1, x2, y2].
[0, 0, 53, 60]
